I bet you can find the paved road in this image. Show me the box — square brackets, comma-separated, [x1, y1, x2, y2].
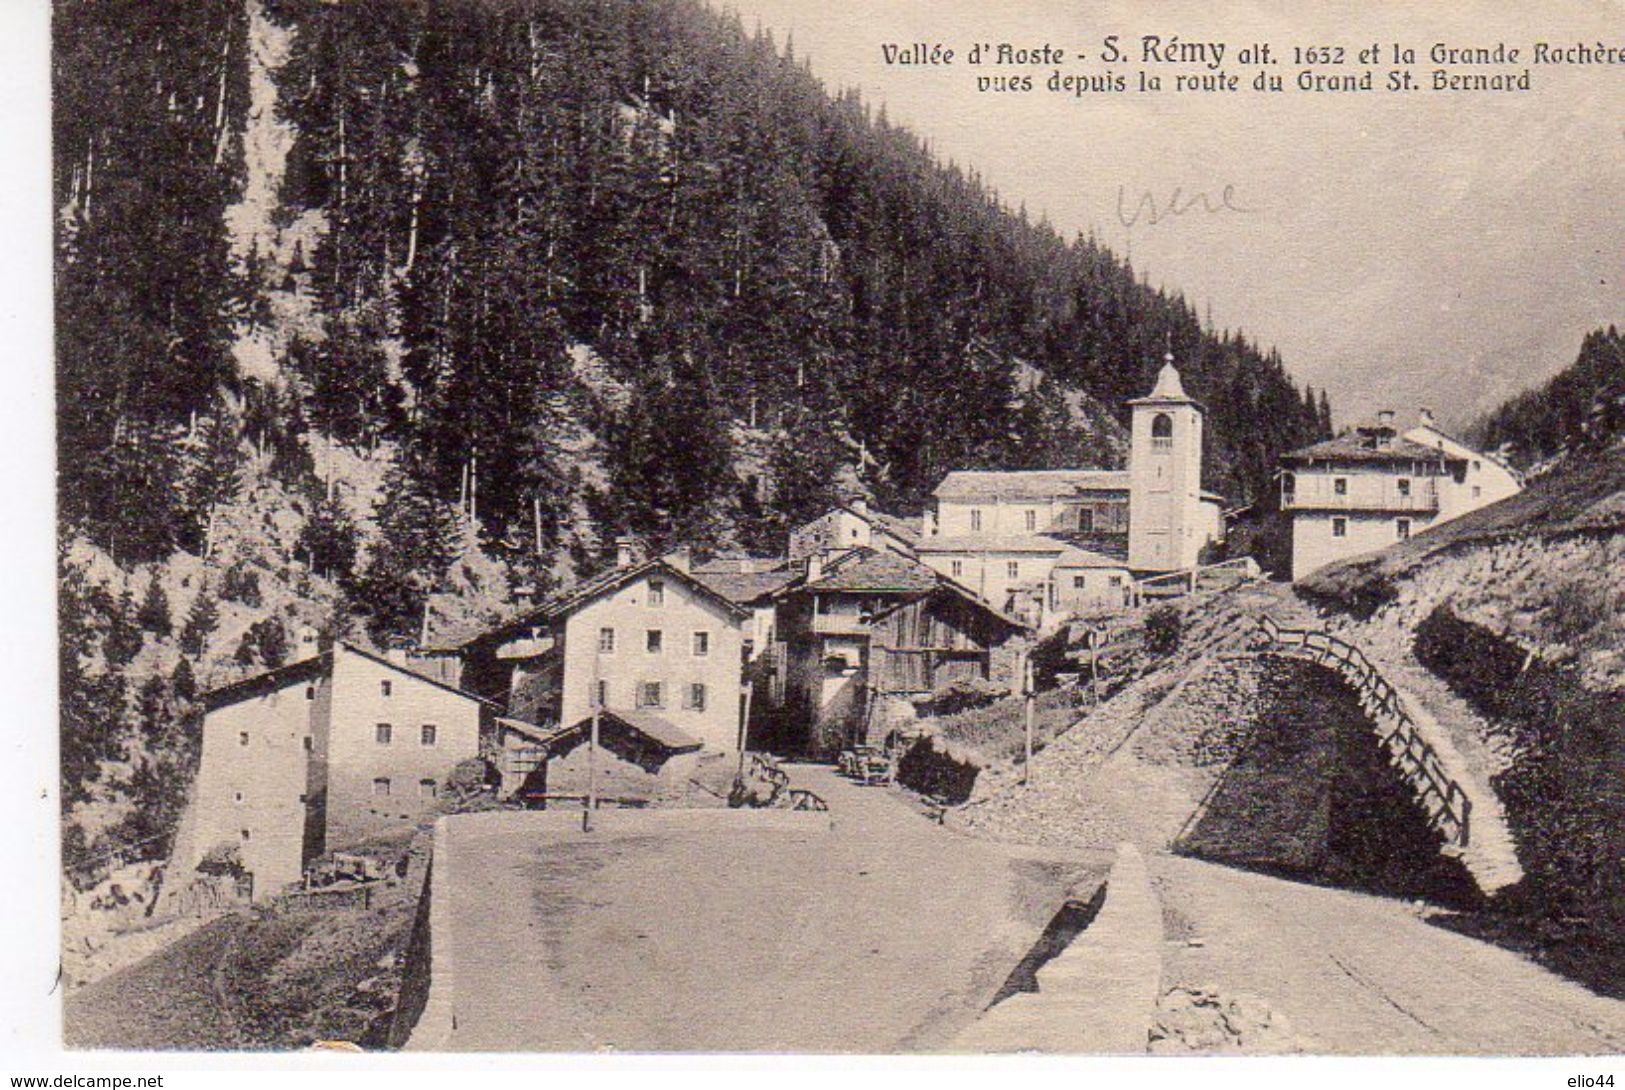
[1153, 852, 1625, 1055]
[433, 767, 1105, 1052]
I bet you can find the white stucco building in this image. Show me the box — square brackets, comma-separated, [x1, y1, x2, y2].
[914, 356, 1224, 624]
[1281, 409, 1522, 581]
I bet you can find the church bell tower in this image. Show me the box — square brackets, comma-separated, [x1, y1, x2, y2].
[1128, 353, 1205, 572]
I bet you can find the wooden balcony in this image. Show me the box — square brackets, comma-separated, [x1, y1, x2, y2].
[1282, 477, 1438, 513]
[811, 612, 872, 636]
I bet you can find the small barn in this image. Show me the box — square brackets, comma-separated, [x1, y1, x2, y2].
[500, 709, 706, 807]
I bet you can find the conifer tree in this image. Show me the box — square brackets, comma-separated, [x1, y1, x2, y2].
[179, 589, 221, 657]
[136, 577, 173, 639]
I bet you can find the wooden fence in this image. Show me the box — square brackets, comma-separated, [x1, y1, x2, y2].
[1133, 557, 1263, 602]
[275, 880, 380, 913]
[1258, 614, 1471, 847]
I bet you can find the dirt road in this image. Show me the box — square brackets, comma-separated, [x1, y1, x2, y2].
[432, 767, 1104, 1052]
[1154, 852, 1625, 1054]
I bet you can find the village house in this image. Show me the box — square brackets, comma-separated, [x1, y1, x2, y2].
[177, 639, 497, 901]
[1280, 409, 1522, 580]
[788, 497, 922, 562]
[472, 542, 753, 757]
[916, 357, 1225, 623]
[770, 548, 1030, 755]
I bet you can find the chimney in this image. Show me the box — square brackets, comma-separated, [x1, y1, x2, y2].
[1418, 407, 1435, 429]
[292, 625, 321, 663]
[511, 584, 536, 609]
[849, 495, 869, 519]
[806, 551, 826, 582]
[1377, 409, 1395, 429]
[665, 547, 691, 574]
[385, 644, 410, 666]
[615, 535, 638, 569]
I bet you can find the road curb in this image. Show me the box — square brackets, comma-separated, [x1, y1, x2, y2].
[403, 817, 457, 1051]
[950, 841, 1163, 1053]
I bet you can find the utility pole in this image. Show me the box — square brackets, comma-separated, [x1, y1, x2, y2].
[736, 681, 753, 779]
[585, 653, 601, 832]
[1022, 652, 1036, 786]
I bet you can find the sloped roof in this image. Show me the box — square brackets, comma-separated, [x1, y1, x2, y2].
[868, 510, 924, 544]
[204, 642, 501, 712]
[800, 548, 942, 593]
[868, 579, 1032, 634]
[917, 533, 1072, 554]
[202, 651, 330, 712]
[1281, 432, 1458, 467]
[933, 469, 1129, 501]
[551, 709, 704, 753]
[463, 558, 750, 649]
[1054, 546, 1132, 570]
[690, 568, 800, 605]
[499, 709, 704, 754]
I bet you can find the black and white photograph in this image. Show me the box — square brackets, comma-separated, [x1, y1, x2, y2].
[19, 0, 1625, 1072]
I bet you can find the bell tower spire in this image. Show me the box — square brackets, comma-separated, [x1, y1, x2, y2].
[1127, 353, 1205, 572]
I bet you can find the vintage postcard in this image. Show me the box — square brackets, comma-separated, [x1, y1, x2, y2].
[35, 0, 1625, 1069]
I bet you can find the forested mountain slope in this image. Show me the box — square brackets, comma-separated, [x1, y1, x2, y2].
[53, 0, 1325, 881]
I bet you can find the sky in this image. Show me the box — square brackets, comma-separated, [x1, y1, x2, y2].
[720, 0, 1625, 429]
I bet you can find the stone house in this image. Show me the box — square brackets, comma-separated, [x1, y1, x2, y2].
[178, 641, 496, 901]
[476, 549, 753, 756]
[788, 497, 922, 562]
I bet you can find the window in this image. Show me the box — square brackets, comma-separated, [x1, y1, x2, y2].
[1073, 575, 1087, 590]
[380, 680, 392, 698]
[1108, 575, 1124, 588]
[1397, 519, 1412, 540]
[1151, 412, 1174, 448]
[598, 627, 616, 653]
[241, 829, 251, 841]
[646, 629, 663, 654]
[1334, 478, 1348, 496]
[1397, 478, 1411, 497]
[234, 791, 244, 804]
[1473, 459, 1481, 471]
[969, 509, 983, 532]
[637, 681, 664, 709]
[421, 724, 437, 746]
[950, 559, 964, 578]
[692, 631, 709, 657]
[1078, 509, 1094, 532]
[1473, 485, 1482, 499]
[302, 736, 313, 753]
[372, 777, 392, 797]
[648, 579, 665, 606]
[685, 683, 707, 711]
[1007, 561, 1020, 580]
[419, 779, 437, 799]
[375, 723, 393, 745]
[1332, 518, 1348, 538]
[305, 686, 316, 701]
[238, 731, 249, 747]
[1024, 509, 1037, 531]
[596, 679, 609, 708]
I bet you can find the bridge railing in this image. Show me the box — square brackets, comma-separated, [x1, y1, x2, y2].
[1258, 615, 1472, 848]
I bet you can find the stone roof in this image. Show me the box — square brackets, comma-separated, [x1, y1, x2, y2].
[1281, 432, 1459, 467]
[690, 568, 800, 605]
[933, 469, 1130, 502]
[917, 533, 1073, 554]
[802, 549, 942, 593]
[1054, 545, 1132, 570]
